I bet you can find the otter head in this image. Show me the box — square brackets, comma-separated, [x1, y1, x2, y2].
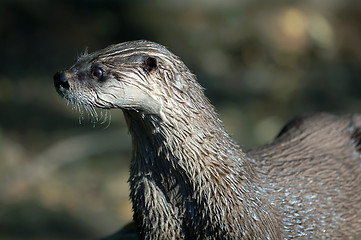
[54, 40, 200, 117]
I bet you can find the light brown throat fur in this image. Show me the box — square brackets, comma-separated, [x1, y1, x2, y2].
[54, 40, 361, 239]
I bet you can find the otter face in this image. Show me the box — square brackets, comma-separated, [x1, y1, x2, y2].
[54, 40, 206, 123]
[53, 42, 165, 114]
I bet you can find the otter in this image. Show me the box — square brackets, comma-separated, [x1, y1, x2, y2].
[54, 40, 361, 239]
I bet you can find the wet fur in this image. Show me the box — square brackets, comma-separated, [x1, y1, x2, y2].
[54, 40, 361, 239]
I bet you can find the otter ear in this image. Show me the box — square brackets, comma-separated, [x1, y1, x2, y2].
[143, 56, 157, 73]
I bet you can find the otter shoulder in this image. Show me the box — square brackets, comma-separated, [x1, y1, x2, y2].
[277, 113, 361, 140]
[249, 113, 361, 159]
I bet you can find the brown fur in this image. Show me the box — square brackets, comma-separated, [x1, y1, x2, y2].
[54, 40, 361, 239]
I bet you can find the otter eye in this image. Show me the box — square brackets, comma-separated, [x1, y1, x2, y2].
[143, 57, 157, 72]
[91, 66, 103, 80]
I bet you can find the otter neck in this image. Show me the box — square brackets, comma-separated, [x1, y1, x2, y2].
[124, 107, 253, 186]
[123, 107, 280, 238]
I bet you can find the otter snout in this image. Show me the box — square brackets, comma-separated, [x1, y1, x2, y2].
[54, 72, 70, 96]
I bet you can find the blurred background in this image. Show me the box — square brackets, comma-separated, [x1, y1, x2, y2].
[0, 0, 360, 239]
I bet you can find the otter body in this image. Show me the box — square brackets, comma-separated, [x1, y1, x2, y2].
[54, 40, 361, 239]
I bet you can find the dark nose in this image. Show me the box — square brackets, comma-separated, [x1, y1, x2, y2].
[53, 72, 70, 90]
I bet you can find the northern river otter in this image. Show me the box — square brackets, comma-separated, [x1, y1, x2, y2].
[54, 40, 361, 239]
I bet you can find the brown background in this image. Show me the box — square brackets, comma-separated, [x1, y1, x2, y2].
[0, 0, 360, 239]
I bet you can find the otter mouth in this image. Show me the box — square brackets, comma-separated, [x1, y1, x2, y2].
[53, 71, 110, 123]
[54, 70, 161, 115]
[53, 71, 94, 106]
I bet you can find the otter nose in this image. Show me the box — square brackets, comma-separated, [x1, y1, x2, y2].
[53, 72, 70, 90]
